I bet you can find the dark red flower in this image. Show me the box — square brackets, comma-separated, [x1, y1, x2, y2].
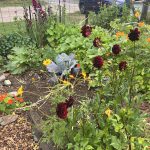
[93, 56, 104, 69]
[119, 61, 127, 71]
[56, 102, 68, 119]
[112, 44, 121, 55]
[81, 25, 92, 37]
[128, 28, 140, 41]
[93, 37, 102, 47]
[66, 96, 74, 108]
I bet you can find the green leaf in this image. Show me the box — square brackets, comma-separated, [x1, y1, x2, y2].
[110, 136, 122, 150]
[0, 103, 6, 112]
[85, 145, 94, 150]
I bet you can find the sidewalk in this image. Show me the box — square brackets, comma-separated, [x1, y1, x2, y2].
[0, 1, 148, 23]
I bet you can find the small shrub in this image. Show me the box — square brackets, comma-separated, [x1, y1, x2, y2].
[89, 4, 131, 29]
[0, 33, 34, 60]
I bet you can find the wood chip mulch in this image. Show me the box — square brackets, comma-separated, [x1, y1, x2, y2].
[0, 113, 39, 150]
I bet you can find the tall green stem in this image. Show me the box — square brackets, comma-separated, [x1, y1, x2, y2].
[129, 41, 136, 105]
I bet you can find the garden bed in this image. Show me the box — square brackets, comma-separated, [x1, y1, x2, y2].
[0, 71, 150, 149]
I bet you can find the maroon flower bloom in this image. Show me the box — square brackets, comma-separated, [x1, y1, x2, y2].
[93, 37, 102, 47]
[112, 44, 121, 55]
[56, 102, 68, 119]
[128, 28, 140, 41]
[93, 56, 104, 69]
[32, 0, 42, 11]
[81, 25, 92, 37]
[119, 61, 127, 71]
[66, 96, 74, 108]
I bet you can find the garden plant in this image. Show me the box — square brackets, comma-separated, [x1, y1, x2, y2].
[0, 0, 150, 149]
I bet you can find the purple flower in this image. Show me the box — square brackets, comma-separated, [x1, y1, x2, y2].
[81, 25, 92, 37]
[56, 102, 68, 119]
[112, 44, 121, 55]
[119, 61, 127, 71]
[93, 56, 104, 69]
[128, 28, 140, 41]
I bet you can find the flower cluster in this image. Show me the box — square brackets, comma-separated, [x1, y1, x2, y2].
[128, 28, 140, 41]
[116, 31, 125, 38]
[32, 0, 42, 11]
[56, 96, 74, 119]
[0, 94, 24, 105]
[81, 25, 92, 37]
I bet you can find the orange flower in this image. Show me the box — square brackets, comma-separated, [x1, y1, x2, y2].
[0, 94, 7, 102]
[7, 99, 13, 104]
[15, 97, 24, 103]
[138, 22, 144, 27]
[116, 31, 125, 38]
[147, 38, 150, 43]
[76, 64, 80, 68]
[135, 11, 140, 18]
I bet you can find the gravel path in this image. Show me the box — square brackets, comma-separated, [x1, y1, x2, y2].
[0, 113, 39, 150]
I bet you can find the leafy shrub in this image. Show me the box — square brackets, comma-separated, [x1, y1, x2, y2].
[6, 46, 56, 74]
[0, 33, 34, 59]
[42, 21, 150, 149]
[89, 4, 132, 29]
[42, 95, 149, 150]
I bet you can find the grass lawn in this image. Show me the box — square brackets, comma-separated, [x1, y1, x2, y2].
[0, 0, 47, 7]
[0, 21, 26, 35]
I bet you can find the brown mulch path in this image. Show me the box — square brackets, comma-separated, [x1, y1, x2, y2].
[0, 113, 39, 150]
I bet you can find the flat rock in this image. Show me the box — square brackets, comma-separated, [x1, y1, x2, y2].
[0, 114, 18, 126]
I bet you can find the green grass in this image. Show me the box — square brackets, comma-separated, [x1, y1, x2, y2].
[0, 0, 47, 7]
[62, 11, 85, 25]
[0, 21, 26, 35]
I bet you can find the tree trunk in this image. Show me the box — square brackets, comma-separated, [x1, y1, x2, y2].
[140, 0, 149, 20]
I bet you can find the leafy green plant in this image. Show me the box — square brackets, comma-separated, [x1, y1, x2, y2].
[0, 33, 34, 60]
[89, 4, 132, 29]
[42, 93, 149, 150]
[0, 93, 25, 114]
[6, 46, 55, 74]
[42, 21, 150, 150]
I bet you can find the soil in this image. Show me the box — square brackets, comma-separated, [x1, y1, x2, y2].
[0, 70, 150, 150]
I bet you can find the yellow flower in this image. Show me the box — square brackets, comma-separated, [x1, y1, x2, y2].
[82, 71, 86, 80]
[43, 59, 52, 66]
[105, 108, 112, 117]
[17, 86, 23, 96]
[138, 22, 144, 27]
[147, 38, 150, 43]
[135, 11, 140, 18]
[59, 79, 73, 88]
[116, 31, 125, 38]
[32, 77, 35, 82]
